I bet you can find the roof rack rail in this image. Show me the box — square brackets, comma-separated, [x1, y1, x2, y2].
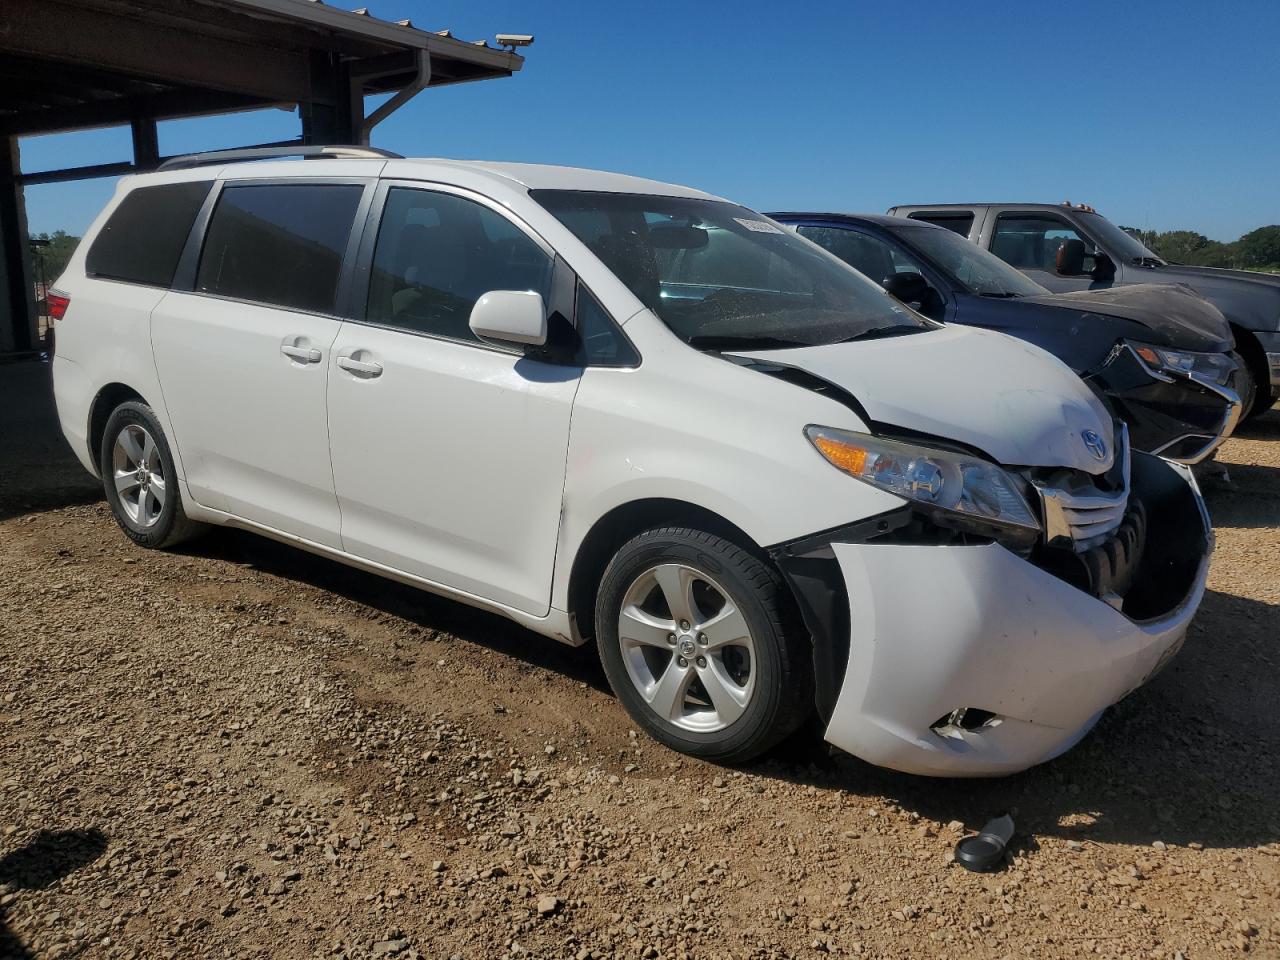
[158, 144, 403, 171]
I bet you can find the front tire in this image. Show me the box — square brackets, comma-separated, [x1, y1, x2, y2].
[1231, 351, 1259, 423]
[594, 527, 812, 764]
[100, 401, 205, 549]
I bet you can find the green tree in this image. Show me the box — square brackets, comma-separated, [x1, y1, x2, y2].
[1185, 243, 1238, 268]
[1235, 225, 1280, 269]
[29, 230, 81, 285]
[1120, 226, 1160, 250]
[1149, 230, 1212, 263]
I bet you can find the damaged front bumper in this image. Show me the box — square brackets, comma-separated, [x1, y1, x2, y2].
[1086, 343, 1240, 465]
[772, 454, 1211, 777]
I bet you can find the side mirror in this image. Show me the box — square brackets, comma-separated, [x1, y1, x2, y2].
[1091, 252, 1116, 283]
[1055, 238, 1087, 276]
[882, 271, 929, 304]
[469, 290, 547, 347]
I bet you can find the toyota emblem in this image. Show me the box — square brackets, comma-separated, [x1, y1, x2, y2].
[1082, 429, 1108, 461]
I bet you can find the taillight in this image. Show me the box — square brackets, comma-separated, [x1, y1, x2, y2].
[47, 290, 70, 322]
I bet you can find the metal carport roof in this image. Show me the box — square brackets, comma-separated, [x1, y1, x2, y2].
[0, 0, 529, 354]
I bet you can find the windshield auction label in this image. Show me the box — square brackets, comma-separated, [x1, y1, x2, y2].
[733, 217, 784, 234]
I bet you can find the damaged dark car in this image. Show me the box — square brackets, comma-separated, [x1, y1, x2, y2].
[770, 213, 1242, 464]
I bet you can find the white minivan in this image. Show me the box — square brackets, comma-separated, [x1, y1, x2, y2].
[51, 146, 1211, 776]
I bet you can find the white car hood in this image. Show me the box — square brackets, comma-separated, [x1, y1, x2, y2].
[733, 325, 1115, 472]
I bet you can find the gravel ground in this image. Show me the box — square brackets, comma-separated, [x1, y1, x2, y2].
[1, 362, 1278, 960]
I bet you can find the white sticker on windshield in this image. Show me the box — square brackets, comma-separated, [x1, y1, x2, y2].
[733, 217, 784, 234]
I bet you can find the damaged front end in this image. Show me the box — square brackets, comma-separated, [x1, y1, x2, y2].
[772, 423, 1212, 741]
[1086, 341, 1241, 464]
[1022, 426, 1212, 620]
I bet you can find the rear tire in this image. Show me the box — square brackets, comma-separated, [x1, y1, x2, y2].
[594, 526, 812, 764]
[100, 401, 206, 549]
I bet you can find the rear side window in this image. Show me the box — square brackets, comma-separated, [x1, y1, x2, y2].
[86, 181, 212, 287]
[196, 183, 363, 314]
[907, 212, 974, 236]
[991, 214, 1093, 271]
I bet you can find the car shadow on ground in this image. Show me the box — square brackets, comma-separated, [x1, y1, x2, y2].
[195, 518, 1280, 853]
[1232, 407, 1280, 441]
[0, 829, 109, 960]
[0, 361, 100, 523]
[187, 527, 613, 695]
[1204, 464, 1280, 529]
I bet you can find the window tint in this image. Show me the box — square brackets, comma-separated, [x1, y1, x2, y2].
[991, 214, 1094, 272]
[800, 226, 948, 319]
[86, 181, 212, 287]
[658, 221, 813, 294]
[899, 225, 1045, 298]
[196, 183, 363, 314]
[572, 284, 638, 367]
[366, 188, 553, 344]
[798, 226, 914, 284]
[534, 190, 931, 351]
[907, 212, 974, 236]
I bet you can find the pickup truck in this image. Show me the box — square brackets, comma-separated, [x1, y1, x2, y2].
[886, 202, 1280, 419]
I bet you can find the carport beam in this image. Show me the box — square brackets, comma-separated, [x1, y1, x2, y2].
[0, 136, 35, 354]
[131, 117, 160, 171]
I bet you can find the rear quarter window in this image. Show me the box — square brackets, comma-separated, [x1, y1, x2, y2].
[195, 183, 364, 315]
[85, 181, 213, 287]
[907, 212, 974, 236]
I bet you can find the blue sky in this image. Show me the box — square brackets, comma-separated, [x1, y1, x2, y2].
[19, 0, 1280, 240]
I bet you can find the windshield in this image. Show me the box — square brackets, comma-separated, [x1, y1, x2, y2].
[532, 190, 933, 349]
[1079, 212, 1164, 265]
[895, 224, 1047, 298]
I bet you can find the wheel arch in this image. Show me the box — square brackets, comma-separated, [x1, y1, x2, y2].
[87, 382, 147, 475]
[1229, 322, 1274, 417]
[566, 498, 771, 646]
[568, 499, 819, 665]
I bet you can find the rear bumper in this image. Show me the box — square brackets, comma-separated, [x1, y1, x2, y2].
[51, 355, 97, 475]
[778, 457, 1210, 777]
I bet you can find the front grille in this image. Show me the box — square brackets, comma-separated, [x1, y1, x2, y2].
[1029, 501, 1147, 608]
[1025, 424, 1131, 552]
[1022, 424, 1153, 607]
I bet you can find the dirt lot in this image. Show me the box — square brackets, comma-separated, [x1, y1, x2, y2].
[2, 361, 1278, 960]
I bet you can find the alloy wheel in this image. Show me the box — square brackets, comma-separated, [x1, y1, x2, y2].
[617, 562, 757, 733]
[111, 424, 166, 529]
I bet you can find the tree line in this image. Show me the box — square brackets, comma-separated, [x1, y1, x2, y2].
[29, 231, 80, 285]
[1121, 224, 1280, 272]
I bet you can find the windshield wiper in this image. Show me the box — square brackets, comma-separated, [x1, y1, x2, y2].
[687, 334, 809, 351]
[978, 291, 1020, 299]
[1132, 256, 1164, 267]
[829, 324, 929, 344]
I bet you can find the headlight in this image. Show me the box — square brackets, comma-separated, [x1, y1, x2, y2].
[804, 426, 1041, 536]
[1128, 341, 1235, 386]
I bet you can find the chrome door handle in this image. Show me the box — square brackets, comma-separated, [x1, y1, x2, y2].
[336, 355, 384, 377]
[281, 344, 322, 363]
